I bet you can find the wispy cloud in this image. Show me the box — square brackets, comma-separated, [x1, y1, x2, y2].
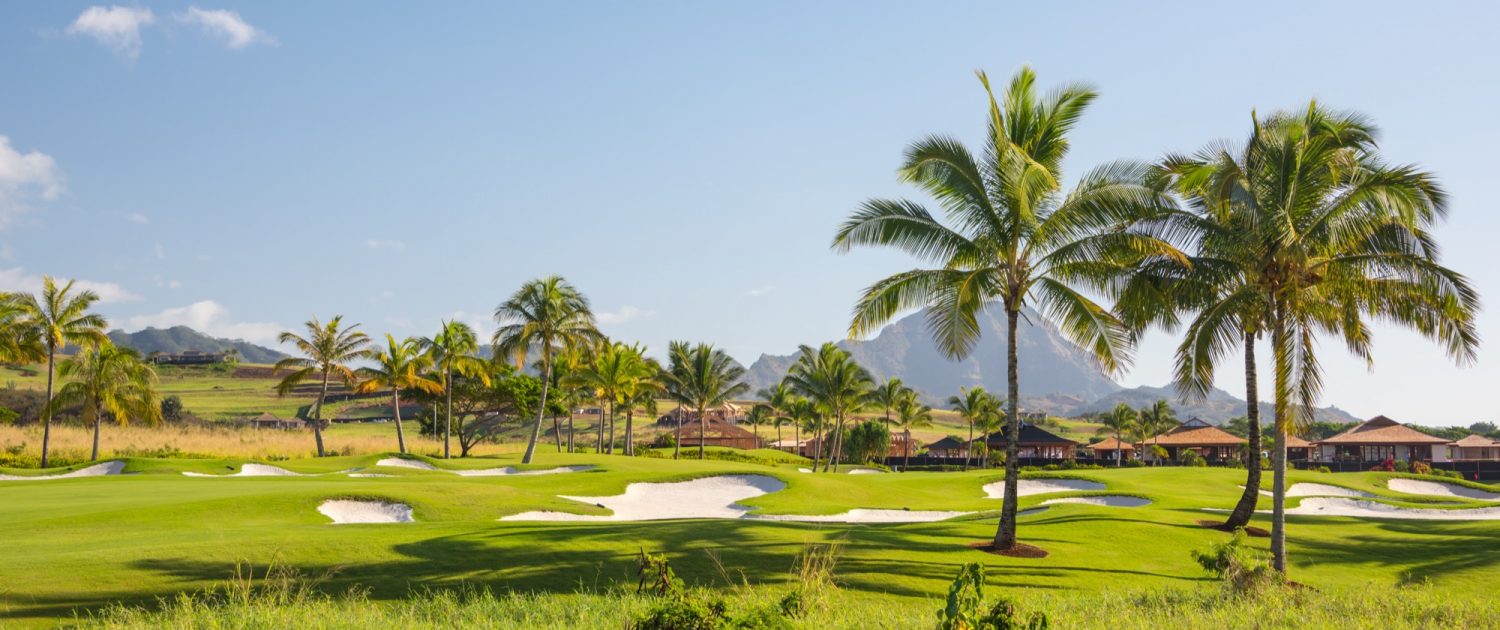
[365, 238, 406, 251]
[0, 267, 140, 303]
[746, 285, 775, 297]
[67, 6, 156, 59]
[0, 136, 63, 229]
[174, 7, 275, 49]
[153, 243, 165, 259]
[127, 212, 149, 224]
[597, 305, 651, 325]
[125, 300, 280, 343]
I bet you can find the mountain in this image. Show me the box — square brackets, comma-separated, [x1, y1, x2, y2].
[1071, 384, 1360, 425]
[741, 303, 1122, 406]
[108, 326, 288, 364]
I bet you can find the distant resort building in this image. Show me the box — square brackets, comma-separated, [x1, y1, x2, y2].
[1311, 415, 1451, 464]
[148, 350, 231, 365]
[923, 436, 969, 459]
[245, 412, 301, 430]
[1086, 436, 1134, 460]
[655, 403, 744, 427]
[1448, 434, 1500, 461]
[673, 420, 762, 450]
[975, 424, 1077, 460]
[1140, 418, 1247, 463]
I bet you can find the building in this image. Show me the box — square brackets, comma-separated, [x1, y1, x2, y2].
[1311, 415, 1451, 464]
[1285, 435, 1314, 461]
[149, 350, 230, 365]
[1086, 436, 1134, 461]
[976, 424, 1078, 460]
[655, 402, 743, 427]
[1140, 418, 1247, 463]
[673, 420, 762, 450]
[245, 412, 300, 430]
[1447, 434, 1500, 461]
[924, 436, 969, 459]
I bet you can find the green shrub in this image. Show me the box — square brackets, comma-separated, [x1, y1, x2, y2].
[1394, 460, 1410, 473]
[1316, 466, 1331, 473]
[1411, 461, 1431, 476]
[936, 563, 1048, 630]
[1191, 530, 1281, 593]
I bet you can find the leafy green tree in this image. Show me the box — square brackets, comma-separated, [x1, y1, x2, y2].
[420, 321, 490, 459]
[783, 342, 874, 472]
[870, 377, 908, 429]
[833, 68, 1176, 550]
[845, 420, 892, 465]
[1097, 403, 1138, 467]
[13, 278, 110, 467]
[160, 395, 183, 423]
[273, 315, 370, 457]
[0, 292, 45, 366]
[662, 341, 748, 460]
[50, 343, 160, 461]
[493, 276, 602, 464]
[356, 334, 442, 455]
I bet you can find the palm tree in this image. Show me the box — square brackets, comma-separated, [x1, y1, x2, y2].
[783, 342, 874, 472]
[746, 403, 772, 443]
[621, 358, 661, 456]
[0, 293, 45, 366]
[565, 341, 655, 455]
[50, 342, 160, 461]
[494, 276, 602, 465]
[788, 396, 816, 458]
[757, 382, 797, 449]
[661, 341, 748, 460]
[1134, 400, 1177, 466]
[273, 315, 370, 457]
[13, 277, 110, 468]
[893, 389, 933, 471]
[948, 387, 997, 472]
[356, 334, 442, 455]
[420, 321, 490, 459]
[550, 344, 592, 453]
[1097, 404, 1138, 467]
[832, 68, 1178, 550]
[871, 377, 908, 429]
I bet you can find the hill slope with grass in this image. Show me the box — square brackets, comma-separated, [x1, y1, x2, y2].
[108, 326, 287, 364]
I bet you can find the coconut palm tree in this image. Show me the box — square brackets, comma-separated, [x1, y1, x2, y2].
[893, 389, 933, 471]
[783, 342, 874, 472]
[13, 277, 110, 468]
[948, 387, 997, 472]
[494, 276, 602, 465]
[564, 341, 655, 455]
[0, 293, 45, 366]
[757, 382, 797, 450]
[356, 334, 442, 455]
[746, 403, 772, 443]
[788, 395, 817, 459]
[49, 342, 160, 461]
[420, 321, 490, 459]
[832, 68, 1179, 550]
[1097, 403, 1138, 467]
[871, 377, 908, 429]
[1134, 400, 1177, 466]
[273, 315, 370, 457]
[549, 343, 592, 453]
[620, 356, 661, 456]
[661, 341, 748, 460]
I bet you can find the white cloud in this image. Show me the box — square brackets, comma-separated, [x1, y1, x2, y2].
[127, 212, 149, 224]
[0, 267, 140, 304]
[153, 243, 165, 259]
[175, 7, 275, 49]
[0, 136, 63, 229]
[597, 305, 651, 325]
[126, 300, 281, 344]
[365, 238, 406, 251]
[67, 6, 156, 59]
[448, 310, 494, 342]
[746, 285, 775, 297]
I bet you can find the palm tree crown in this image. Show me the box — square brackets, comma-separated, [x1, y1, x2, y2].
[273, 315, 370, 457]
[51, 342, 160, 461]
[782, 342, 874, 472]
[662, 341, 748, 460]
[14, 277, 110, 468]
[493, 276, 602, 464]
[421, 320, 490, 458]
[356, 334, 442, 455]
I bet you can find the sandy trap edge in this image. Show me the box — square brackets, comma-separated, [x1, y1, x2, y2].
[375, 458, 593, 476]
[317, 500, 414, 524]
[1387, 478, 1500, 501]
[0, 461, 126, 481]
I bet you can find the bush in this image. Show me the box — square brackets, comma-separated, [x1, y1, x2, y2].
[935, 563, 1048, 630]
[1121, 459, 1146, 468]
[1177, 450, 1207, 467]
[1393, 460, 1410, 474]
[1316, 466, 1331, 474]
[1191, 530, 1281, 594]
[1411, 461, 1431, 475]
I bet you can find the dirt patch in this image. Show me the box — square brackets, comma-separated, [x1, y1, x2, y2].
[1196, 519, 1270, 537]
[967, 541, 1049, 558]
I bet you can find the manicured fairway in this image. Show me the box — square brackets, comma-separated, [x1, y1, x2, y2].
[1, 455, 1497, 627]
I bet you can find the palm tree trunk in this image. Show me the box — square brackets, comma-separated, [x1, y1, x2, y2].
[40, 347, 55, 468]
[775, 420, 783, 451]
[1116, 429, 1122, 467]
[964, 420, 973, 472]
[698, 405, 707, 460]
[1225, 331, 1262, 529]
[521, 355, 551, 464]
[993, 306, 1022, 550]
[673, 409, 682, 460]
[392, 388, 407, 455]
[313, 370, 329, 457]
[443, 366, 453, 459]
[624, 408, 635, 456]
[90, 406, 101, 462]
[568, 413, 576, 453]
[811, 416, 822, 472]
[903, 429, 911, 471]
[553, 413, 563, 452]
[608, 399, 617, 455]
[1270, 303, 1289, 573]
[596, 403, 605, 453]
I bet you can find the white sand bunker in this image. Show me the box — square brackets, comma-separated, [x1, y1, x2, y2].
[752, 508, 971, 523]
[1387, 479, 1500, 501]
[375, 457, 591, 476]
[1282, 497, 1500, 521]
[847, 468, 885, 475]
[501, 475, 786, 522]
[0, 461, 125, 481]
[183, 464, 308, 477]
[317, 500, 414, 524]
[349, 473, 395, 478]
[1242, 483, 1374, 498]
[797, 468, 812, 473]
[1040, 495, 1151, 508]
[983, 478, 1105, 499]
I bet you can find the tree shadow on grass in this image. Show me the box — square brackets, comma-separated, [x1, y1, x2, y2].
[1288, 519, 1500, 585]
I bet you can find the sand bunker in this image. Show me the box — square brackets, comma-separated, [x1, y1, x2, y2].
[0, 461, 125, 481]
[501, 475, 785, 521]
[183, 464, 308, 477]
[1241, 483, 1374, 498]
[1387, 479, 1500, 501]
[317, 500, 414, 524]
[375, 458, 591, 476]
[349, 473, 395, 478]
[847, 468, 885, 475]
[797, 468, 812, 473]
[983, 478, 1105, 499]
[752, 508, 971, 523]
[1040, 495, 1151, 508]
[1282, 497, 1500, 520]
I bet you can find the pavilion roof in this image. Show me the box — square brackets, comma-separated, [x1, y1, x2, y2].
[1449, 434, 1499, 447]
[1316, 416, 1449, 445]
[978, 424, 1078, 447]
[1087, 437, 1134, 451]
[1142, 421, 1246, 447]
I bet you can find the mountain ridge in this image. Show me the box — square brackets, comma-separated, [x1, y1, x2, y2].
[107, 326, 288, 364]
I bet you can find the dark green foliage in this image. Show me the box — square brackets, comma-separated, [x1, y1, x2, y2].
[160, 395, 183, 423]
[1192, 530, 1280, 593]
[936, 563, 1049, 630]
[843, 420, 890, 464]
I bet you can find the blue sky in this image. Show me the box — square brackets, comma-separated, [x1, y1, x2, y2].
[1, 2, 1497, 425]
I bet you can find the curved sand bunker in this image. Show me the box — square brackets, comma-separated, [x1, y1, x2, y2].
[1387, 479, 1500, 501]
[983, 478, 1105, 499]
[317, 500, 414, 524]
[1242, 483, 1374, 498]
[502, 474, 785, 521]
[1283, 497, 1500, 520]
[348, 472, 396, 478]
[1040, 495, 1151, 508]
[847, 468, 885, 475]
[376, 458, 591, 477]
[752, 508, 971, 523]
[0, 461, 125, 481]
[183, 464, 308, 477]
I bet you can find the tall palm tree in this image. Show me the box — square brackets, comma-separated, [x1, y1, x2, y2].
[564, 341, 655, 455]
[871, 377, 908, 429]
[274, 315, 370, 457]
[832, 68, 1178, 550]
[356, 334, 442, 455]
[783, 342, 874, 472]
[620, 356, 661, 456]
[420, 321, 490, 459]
[1134, 400, 1177, 466]
[1097, 403, 1138, 467]
[550, 343, 592, 453]
[746, 403, 772, 444]
[494, 276, 602, 464]
[948, 387, 997, 472]
[757, 382, 797, 450]
[0, 293, 45, 366]
[788, 396, 817, 459]
[661, 341, 748, 460]
[50, 342, 160, 461]
[14, 277, 110, 468]
[893, 389, 933, 471]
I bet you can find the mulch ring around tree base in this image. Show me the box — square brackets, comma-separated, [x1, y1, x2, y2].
[967, 541, 1049, 558]
[1196, 519, 1270, 538]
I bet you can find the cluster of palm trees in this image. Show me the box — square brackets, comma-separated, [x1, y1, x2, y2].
[0, 278, 160, 466]
[834, 66, 1478, 571]
[1095, 400, 1177, 466]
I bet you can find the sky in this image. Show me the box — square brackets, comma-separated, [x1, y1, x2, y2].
[1, 2, 1498, 426]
